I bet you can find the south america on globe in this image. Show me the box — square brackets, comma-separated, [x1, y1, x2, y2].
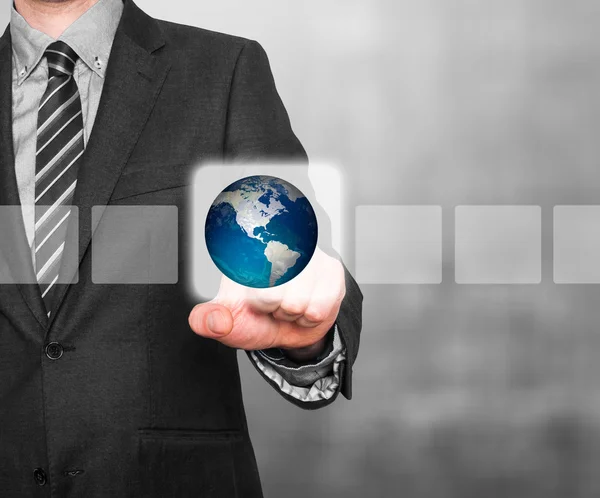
[205, 175, 318, 288]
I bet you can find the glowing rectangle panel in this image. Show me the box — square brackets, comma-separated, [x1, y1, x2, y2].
[455, 205, 541, 284]
[554, 206, 600, 284]
[91, 206, 178, 284]
[0, 206, 79, 284]
[355, 205, 442, 284]
[190, 162, 343, 301]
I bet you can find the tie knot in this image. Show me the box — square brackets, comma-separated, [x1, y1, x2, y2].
[45, 41, 78, 77]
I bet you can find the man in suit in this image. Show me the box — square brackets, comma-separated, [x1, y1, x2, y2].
[0, 0, 362, 496]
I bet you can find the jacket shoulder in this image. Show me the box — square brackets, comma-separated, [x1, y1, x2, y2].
[156, 19, 252, 57]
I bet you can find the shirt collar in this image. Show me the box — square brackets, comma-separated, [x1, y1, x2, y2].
[10, 0, 124, 86]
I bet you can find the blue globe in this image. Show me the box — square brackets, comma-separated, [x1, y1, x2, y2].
[205, 175, 318, 288]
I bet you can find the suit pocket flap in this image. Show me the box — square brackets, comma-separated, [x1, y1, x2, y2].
[138, 428, 243, 442]
[137, 428, 240, 497]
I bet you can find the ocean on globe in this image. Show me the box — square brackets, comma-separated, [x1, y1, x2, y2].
[205, 175, 318, 288]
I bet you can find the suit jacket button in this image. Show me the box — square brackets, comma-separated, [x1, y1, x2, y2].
[33, 468, 47, 486]
[45, 342, 64, 360]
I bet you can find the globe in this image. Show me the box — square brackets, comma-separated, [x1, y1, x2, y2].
[205, 175, 318, 288]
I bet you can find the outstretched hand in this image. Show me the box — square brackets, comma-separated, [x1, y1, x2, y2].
[188, 247, 345, 361]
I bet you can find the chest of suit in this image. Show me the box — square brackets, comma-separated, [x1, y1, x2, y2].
[0, 7, 266, 497]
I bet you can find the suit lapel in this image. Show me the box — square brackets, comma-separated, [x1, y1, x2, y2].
[0, 27, 50, 333]
[47, 0, 171, 326]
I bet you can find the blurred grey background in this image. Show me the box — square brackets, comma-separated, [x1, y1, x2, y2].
[4, 0, 600, 496]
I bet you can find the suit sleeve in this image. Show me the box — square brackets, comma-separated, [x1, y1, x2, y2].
[223, 39, 363, 408]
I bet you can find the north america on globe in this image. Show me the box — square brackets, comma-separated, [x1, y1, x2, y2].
[205, 175, 318, 288]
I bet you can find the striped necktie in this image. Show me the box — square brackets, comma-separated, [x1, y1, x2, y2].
[35, 41, 84, 318]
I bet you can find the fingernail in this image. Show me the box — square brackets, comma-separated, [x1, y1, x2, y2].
[207, 310, 226, 335]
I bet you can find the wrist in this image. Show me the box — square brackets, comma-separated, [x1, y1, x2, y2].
[282, 323, 338, 363]
[282, 335, 328, 363]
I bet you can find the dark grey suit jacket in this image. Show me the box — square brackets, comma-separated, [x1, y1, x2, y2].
[0, 0, 363, 496]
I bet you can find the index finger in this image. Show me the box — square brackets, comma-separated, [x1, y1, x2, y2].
[245, 284, 285, 314]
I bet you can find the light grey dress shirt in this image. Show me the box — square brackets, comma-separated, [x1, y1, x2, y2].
[11, 0, 123, 264]
[9, 0, 344, 402]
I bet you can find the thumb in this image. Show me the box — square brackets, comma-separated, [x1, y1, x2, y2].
[189, 302, 234, 339]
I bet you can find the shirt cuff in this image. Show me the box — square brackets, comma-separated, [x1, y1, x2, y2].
[248, 324, 346, 402]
